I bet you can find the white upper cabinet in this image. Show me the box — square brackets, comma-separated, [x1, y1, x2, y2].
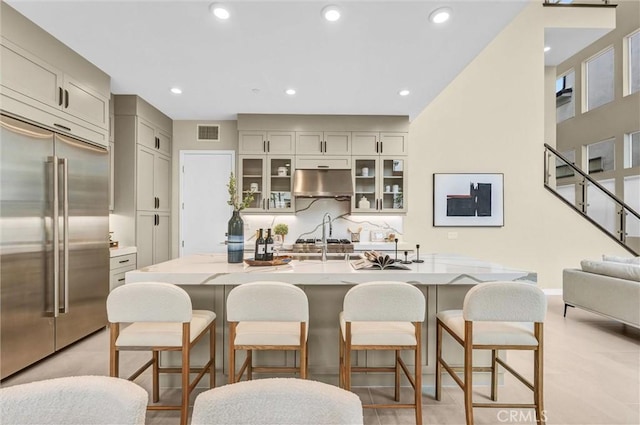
[239, 131, 295, 154]
[296, 131, 351, 156]
[351, 132, 408, 156]
[138, 118, 171, 156]
[0, 38, 109, 134]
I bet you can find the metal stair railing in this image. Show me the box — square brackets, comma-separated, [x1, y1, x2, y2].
[544, 143, 639, 256]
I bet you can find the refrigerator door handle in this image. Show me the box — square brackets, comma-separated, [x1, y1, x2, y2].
[60, 158, 70, 314]
[49, 156, 60, 318]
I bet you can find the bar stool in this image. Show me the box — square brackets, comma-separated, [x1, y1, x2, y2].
[227, 281, 309, 383]
[191, 378, 363, 425]
[436, 281, 547, 425]
[339, 281, 426, 425]
[107, 281, 216, 425]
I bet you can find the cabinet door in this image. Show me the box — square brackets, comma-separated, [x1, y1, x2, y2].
[135, 211, 155, 268]
[267, 156, 294, 212]
[351, 132, 379, 155]
[1, 39, 63, 111]
[380, 157, 406, 213]
[157, 129, 171, 156]
[154, 213, 171, 264]
[266, 131, 295, 154]
[295, 132, 323, 155]
[136, 145, 155, 211]
[239, 131, 267, 154]
[324, 132, 351, 155]
[109, 142, 114, 211]
[63, 75, 109, 130]
[239, 156, 266, 211]
[352, 157, 378, 212]
[154, 153, 171, 212]
[380, 133, 408, 156]
[137, 119, 156, 150]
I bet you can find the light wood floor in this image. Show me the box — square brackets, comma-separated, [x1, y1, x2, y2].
[2, 295, 638, 425]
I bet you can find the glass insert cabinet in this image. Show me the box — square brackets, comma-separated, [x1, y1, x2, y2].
[352, 157, 406, 213]
[238, 155, 295, 213]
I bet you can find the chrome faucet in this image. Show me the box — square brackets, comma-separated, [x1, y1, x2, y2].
[321, 213, 332, 262]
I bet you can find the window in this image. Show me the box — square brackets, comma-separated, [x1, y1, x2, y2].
[556, 70, 575, 123]
[584, 47, 614, 112]
[624, 131, 640, 168]
[627, 30, 640, 95]
[586, 139, 614, 174]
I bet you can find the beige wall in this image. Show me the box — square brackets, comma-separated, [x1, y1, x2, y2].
[171, 120, 239, 257]
[405, 3, 628, 289]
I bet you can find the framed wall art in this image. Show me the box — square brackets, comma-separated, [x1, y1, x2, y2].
[433, 173, 504, 227]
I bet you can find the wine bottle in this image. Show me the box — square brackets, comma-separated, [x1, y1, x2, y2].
[256, 228, 265, 261]
[265, 228, 274, 261]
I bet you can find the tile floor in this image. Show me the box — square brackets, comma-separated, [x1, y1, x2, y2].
[2, 296, 638, 425]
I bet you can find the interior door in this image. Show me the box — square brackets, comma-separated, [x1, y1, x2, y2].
[180, 151, 234, 256]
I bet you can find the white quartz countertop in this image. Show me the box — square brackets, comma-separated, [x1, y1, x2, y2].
[126, 253, 535, 286]
[109, 246, 137, 257]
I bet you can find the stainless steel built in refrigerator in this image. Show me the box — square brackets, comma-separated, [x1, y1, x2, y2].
[1, 114, 109, 379]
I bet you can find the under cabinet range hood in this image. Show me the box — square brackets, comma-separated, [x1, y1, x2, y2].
[293, 169, 354, 198]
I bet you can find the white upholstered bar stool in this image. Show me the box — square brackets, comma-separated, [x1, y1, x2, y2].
[191, 378, 363, 425]
[227, 281, 309, 383]
[339, 281, 426, 425]
[0, 375, 148, 425]
[106, 282, 216, 425]
[436, 281, 547, 425]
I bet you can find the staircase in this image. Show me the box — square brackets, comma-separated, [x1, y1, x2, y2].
[544, 143, 639, 256]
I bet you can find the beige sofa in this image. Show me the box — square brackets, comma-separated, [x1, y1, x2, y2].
[563, 256, 640, 328]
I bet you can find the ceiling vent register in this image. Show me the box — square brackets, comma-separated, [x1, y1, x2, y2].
[197, 124, 220, 142]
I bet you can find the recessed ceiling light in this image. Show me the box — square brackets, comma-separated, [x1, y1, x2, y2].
[285, 89, 296, 95]
[210, 3, 230, 20]
[170, 87, 182, 94]
[429, 7, 451, 24]
[398, 89, 410, 96]
[322, 5, 341, 22]
[544, 46, 551, 53]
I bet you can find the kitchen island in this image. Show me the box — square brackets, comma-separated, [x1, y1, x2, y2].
[125, 253, 536, 386]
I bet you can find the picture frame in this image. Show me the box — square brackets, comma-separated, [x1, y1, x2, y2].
[433, 173, 504, 227]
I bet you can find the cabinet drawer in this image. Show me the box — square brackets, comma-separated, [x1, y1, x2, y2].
[109, 265, 136, 291]
[110, 253, 137, 270]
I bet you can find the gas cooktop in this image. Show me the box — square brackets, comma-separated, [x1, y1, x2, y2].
[292, 238, 354, 253]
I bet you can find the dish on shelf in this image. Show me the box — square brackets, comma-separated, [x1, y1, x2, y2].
[244, 256, 292, 266]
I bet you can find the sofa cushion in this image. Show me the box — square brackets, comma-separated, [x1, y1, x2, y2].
[581, 260, 640, 282]
[602, 255, 640, 265]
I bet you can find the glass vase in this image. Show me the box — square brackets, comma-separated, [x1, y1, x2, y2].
[227, 210, 244, 263]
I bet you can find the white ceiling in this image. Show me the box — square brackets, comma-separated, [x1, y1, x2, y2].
[5, 1, 611, 121]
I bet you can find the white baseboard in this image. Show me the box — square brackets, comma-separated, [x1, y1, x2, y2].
[543, 288, 562, 296]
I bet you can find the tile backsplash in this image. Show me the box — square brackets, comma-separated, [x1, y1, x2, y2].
[242, 198, 403, 243]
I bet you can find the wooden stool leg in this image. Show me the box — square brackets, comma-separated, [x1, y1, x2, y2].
[415, 322, 423, 425]
[228, 322, 236, 384]
[491, 349, 498, 401]
[394, 350, 401, 402]
[109, 323, 120, 378]
[152, 351, 160, 403]
[180, 323, 190, 425]
[247, 350, 253, 380]
[345, 322, 352, 391]
[338, 328, 344, 388]
[535, 323, 545, 425]
[300, 322, 307, 379]
[435, 320, 442, 401]
[210, 321, 216, 388]
[464, 321, 474, 425]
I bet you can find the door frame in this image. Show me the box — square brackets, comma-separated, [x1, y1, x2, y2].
[179, 150, 235, 257]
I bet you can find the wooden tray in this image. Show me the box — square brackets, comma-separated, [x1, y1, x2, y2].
[244, 256, 292, 266]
